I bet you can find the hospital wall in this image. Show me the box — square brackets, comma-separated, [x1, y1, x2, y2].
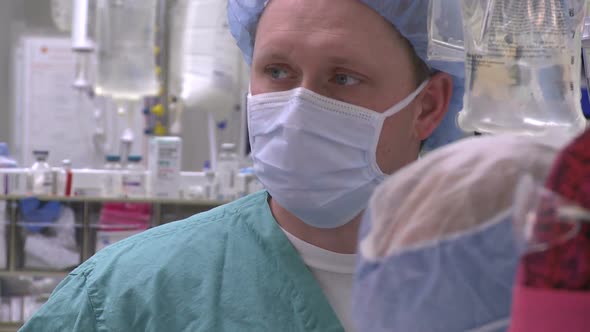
[0, 0, 60, 150]
[0, 0, 246, 171]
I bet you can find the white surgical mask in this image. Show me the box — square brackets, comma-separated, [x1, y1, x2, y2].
[247, 82, 428, 229]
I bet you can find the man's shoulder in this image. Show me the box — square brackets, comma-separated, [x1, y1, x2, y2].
[23, 190, 345, 331]
[74, 191, 270, 279]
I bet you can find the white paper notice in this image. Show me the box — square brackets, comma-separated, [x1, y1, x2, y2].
[17, 36, 98, 167]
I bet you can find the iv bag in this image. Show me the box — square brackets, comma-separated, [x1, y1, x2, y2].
[458, 0, 588, 136]
[582, 17, 590, 88]
[169, 0, 243, 122]
[428, 0, 465, 62]
[94, 0, 160, 100]
[51, 0, 73, 32]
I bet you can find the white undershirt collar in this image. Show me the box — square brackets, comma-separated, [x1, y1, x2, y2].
[280, 227, 356, 274]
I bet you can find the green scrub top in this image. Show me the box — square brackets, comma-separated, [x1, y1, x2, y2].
[19, 191, 344, 332]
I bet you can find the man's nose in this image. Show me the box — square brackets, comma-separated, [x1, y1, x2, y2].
[300, 77, 330, 98]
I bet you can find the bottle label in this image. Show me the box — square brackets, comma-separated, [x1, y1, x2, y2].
[123, 175, 145, 197]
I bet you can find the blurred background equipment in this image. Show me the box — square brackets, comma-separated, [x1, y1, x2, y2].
[0, 1, 254, 329]
[0, 0, 590, 330]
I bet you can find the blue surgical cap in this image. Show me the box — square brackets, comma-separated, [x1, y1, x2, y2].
[355, 134, 568, 331]
[227, 0, 466, 149]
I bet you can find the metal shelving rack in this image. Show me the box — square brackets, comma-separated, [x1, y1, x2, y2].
[0, 195, 221, 330]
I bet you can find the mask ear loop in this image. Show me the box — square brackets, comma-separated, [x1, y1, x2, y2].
[381, 80, 430, 118]
[369, 80, 431, 176]
[514, 175, 590, 254]
[557, 205, 590, 223]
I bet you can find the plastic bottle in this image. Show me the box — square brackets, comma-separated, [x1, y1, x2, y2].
[122, 155, 146, 198]
[104, 155, 123, 198]
[30, 151, 53, 196]
[217, 143, 239, 201]
[202, 160, 219, 201]
[55, 159, 73, 196]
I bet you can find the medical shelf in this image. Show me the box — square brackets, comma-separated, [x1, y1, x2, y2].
[0, 323, 21, 332]
[0, 194, 223, 206]
[0, 195, 222, 330]
[0, 270, 68, 278]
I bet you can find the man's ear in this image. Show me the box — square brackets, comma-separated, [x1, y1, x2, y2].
[413, 72, 454, 140]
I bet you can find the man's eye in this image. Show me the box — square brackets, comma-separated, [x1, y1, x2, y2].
[332, 74, 361, 86]
[265, 67, 291, 80]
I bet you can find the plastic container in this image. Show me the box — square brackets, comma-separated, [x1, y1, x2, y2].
[103, 155, 123, 198]
[203, 161, 219, 201]
[51, 0, 73, 32]
[55, 160, 73, 197]
[458, 0, 588, 136]
[217, 143, 239, 201]
[0, 169, 28, 196]
[29, 151, 53, 196]
[148, 137, 182, 199]
[427, 0, 465, 62]
[70, 169, 108, 197]
[94, 0, 159, 100]
[122, 155, 146, 198]
[168, 0, 243, 122]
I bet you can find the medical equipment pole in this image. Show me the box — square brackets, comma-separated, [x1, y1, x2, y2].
[158, 0, 171, 130]
[72, 0, 92, 51]
[207, 111, 218, 171]
[71, 0, 93, 91]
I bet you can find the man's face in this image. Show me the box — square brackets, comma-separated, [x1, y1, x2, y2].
[251, 0, 444, 174]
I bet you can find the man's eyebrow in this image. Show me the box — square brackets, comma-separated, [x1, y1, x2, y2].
[256, 50, 373, 71]
[325, 55, 359, 66]
[269, 53, 290, 61]
[255, 51, 290, 61]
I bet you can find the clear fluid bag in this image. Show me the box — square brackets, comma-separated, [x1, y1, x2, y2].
[169, 0, 242, 122]
[428, 0, 466, 62]
[459, 0, 588, 136]
[51, 0, 73, 32]
[94, 0, 159, 100]
[582, 16, 590, 89]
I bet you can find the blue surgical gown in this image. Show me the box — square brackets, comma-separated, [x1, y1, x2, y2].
[19, 191, 344, 332]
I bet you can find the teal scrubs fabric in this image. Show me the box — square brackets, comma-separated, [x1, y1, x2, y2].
[20, 191, 344, 332]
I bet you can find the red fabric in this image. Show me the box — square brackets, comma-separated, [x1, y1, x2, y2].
[523, 130, 590, 290]
[509, 284, 590, 332]
[510, 130, 590, 331]
[98, 203, 151, 231]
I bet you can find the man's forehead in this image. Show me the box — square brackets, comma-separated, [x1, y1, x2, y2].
[255, 47, 374, 71]
[258, 0, 400, 39]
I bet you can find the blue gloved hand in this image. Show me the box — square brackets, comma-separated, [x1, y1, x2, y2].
[20, 198, 61, 233]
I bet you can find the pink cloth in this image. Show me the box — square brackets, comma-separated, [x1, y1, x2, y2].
[509, 284, 590, 332]
[99, 203, 151, 231]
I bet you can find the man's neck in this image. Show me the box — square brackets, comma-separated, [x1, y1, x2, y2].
[269, 197, 361, 254]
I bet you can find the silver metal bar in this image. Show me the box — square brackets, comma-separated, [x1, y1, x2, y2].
[154, 202, 162, 226]
[7, 200, 17, 271]
[81, 201, 90, 262]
